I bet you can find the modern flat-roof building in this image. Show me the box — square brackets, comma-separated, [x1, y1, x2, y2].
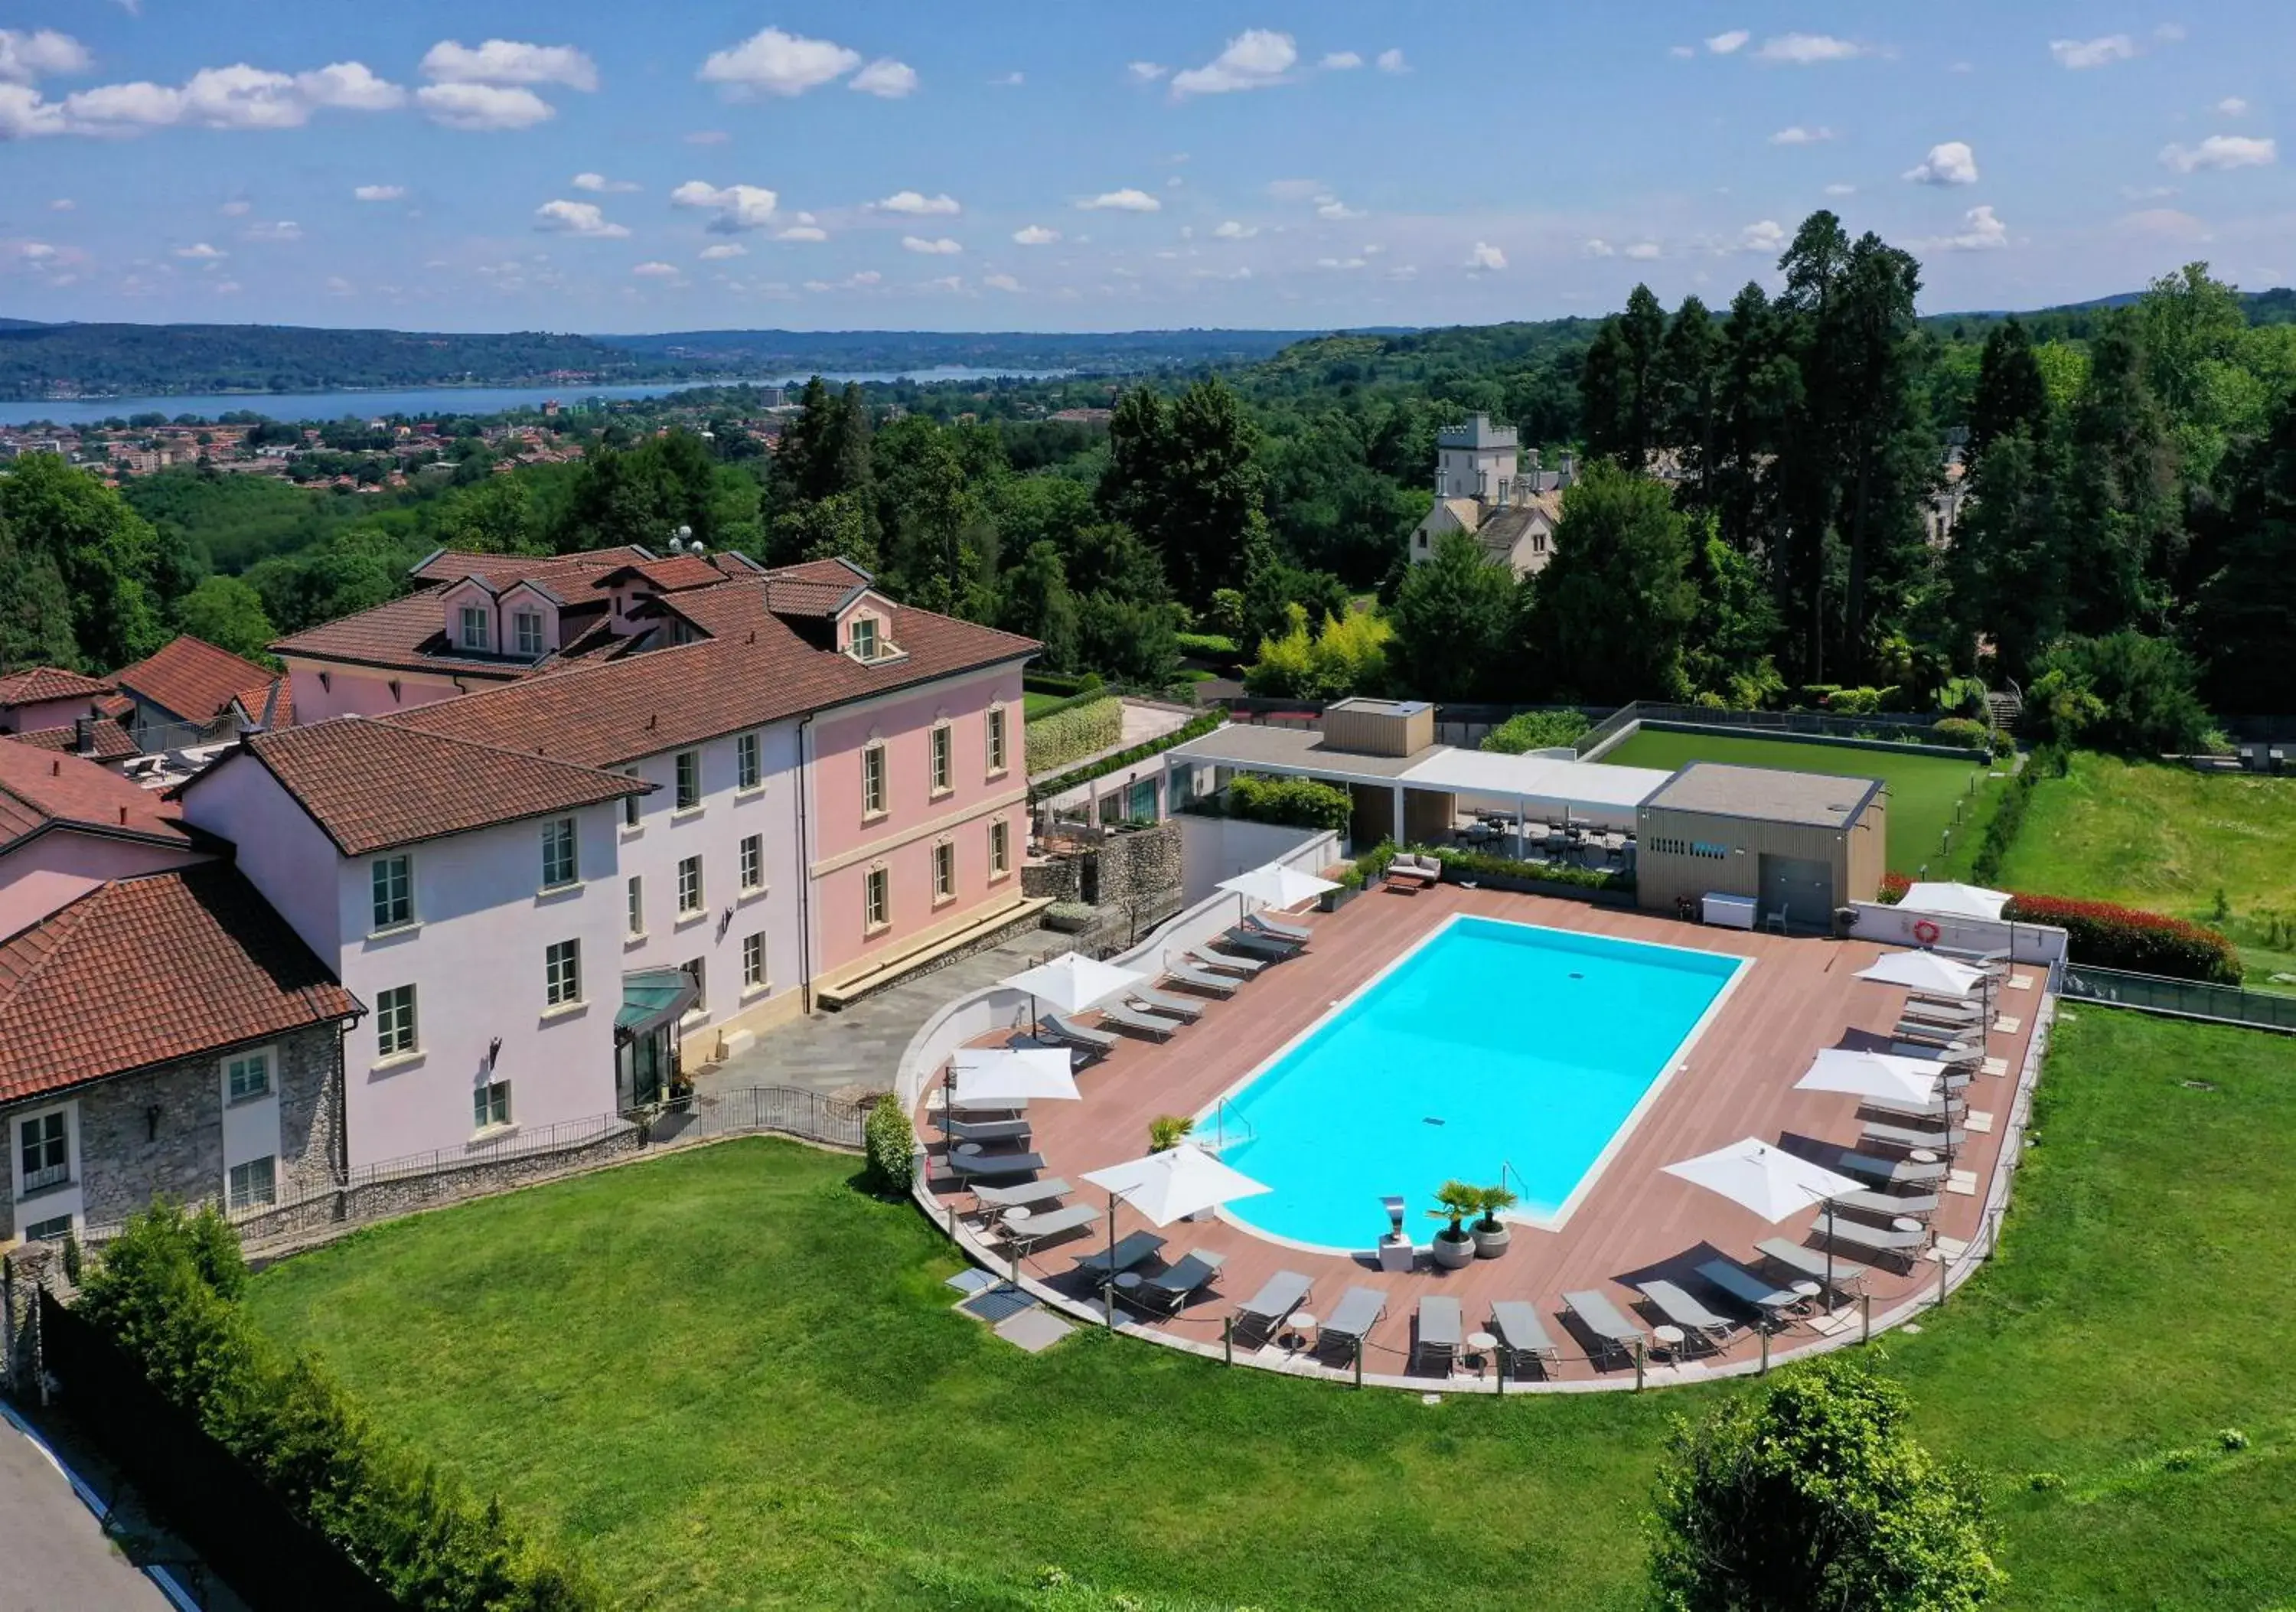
[1634, 762, 1887, 928]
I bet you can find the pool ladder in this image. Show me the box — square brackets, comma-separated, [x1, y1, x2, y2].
[1205, 1097, 1257, 1154]
[1501, 1159, 1531, 1208]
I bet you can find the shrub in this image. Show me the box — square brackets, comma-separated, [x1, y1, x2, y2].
[863, 1095, 917, 1194]
[1481, 709, 1593, 755]
[1024, 670, 1100, 699]
[2003, 892, 2242, 984]
[1173, 631, 1239, 660]
[1025, 696, 1125, 773]
[1968, 746, 2063, 886]
[1930, 716, 1993, 752]
[1241, 604, 1391, 700]
[2033, 631, 2213, 755]
[1429, 843, 1636, 895]
[1224, 772, 1352, 830]
[1029, 709, 1224, 804]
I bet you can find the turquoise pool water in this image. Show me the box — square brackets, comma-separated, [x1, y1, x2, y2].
[1205, 917, 1745, 1250]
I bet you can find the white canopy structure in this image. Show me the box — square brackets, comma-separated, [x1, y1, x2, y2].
[1662, 1137, 1864, 1222]
[1794, 1048, 1950, 1108]
[1217, 861, 1339, 912]
[1898, 881, 2011, 922]
[1000, 952, 1144, 1014]
[950, 1048, 1081, 1106]
[1856, 950, 1988, 999]
[1398, 748, 1671, 834]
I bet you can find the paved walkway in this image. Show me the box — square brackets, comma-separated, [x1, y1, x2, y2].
[0, 1412, 195, 1611]
[697, 930, 1049, 1099]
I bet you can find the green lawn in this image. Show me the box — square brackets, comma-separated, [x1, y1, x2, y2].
[247, 1012, 2296, 1611]
[1022, 691, 1067, 719]
[1998, 752, 2296, 988]
[1599, 728, 2002, 877]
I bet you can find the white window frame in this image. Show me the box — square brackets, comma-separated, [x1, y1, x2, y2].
[849, 615, 879, 662]
[986, 706, 1008, 775]
[742, 932, 767, 991]
[458, 604, 491, 652]
[929, 723, 953, 796]
[861, 742, 887, 817]
[512, 610, 545, 658]
[540, 817, 579, 890]
[544, 938, 582, 1007]
[21, 1213, 73, 1242]
[735, 731, 762, 792]
[223, 1046, 273, 1105]
[15, 1108, 70, 1196]
[683, 957, 708, 1015]
[933, 840, 957, 903]
[227, 1155, 277, 1212]
[626, 875, 644, 937]
[370, 853, 414, 933]
[673, 749, 702, 811]
[622, 770, 642, 830]
[677, 855, 704, 917]
[864, 866, 891, 932]
[376, 983, 418, 1059]
[738, 834, 765, 894]
[473, 1080, 512, 1133]
[989, 818, 1011, 879]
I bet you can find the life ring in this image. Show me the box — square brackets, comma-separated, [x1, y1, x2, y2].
[1913, 919, 1942, 945]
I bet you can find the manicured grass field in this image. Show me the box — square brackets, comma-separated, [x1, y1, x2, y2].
[1998, 751, 2296, 987]
[248, 1011, 2296, 1611]
[1022, 691, 1067, 719]
[1598, 728, 2001, 876]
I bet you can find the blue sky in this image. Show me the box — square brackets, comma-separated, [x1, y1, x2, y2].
[3, 4, 2291, 332]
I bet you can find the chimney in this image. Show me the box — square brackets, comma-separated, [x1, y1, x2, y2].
[1525, 448, 1541, 476]
[1559, 450, 1577, 486]
[74, 716, 96, 755]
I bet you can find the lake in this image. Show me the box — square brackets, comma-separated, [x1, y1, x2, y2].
[0, 368, 1061, 428]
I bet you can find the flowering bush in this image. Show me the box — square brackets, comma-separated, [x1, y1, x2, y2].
[1874, 872, 2241, 983]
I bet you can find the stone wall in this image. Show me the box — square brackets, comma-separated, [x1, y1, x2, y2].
[1087, 821, 1182, 906]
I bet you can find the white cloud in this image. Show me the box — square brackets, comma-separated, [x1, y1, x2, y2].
[48, 197, 73, 210]
[1769, 125, 1835, 145]
[1171, 29, 1297, 96]
[174, 242, 225, 260]
[876, 190, 960, 216]
[1706, 29, 1751, 54]
[28, 61, 404, 135]
[776, 221, 827, 242]
[1756, 34, 1868, 65]
[902, 235, 962, 254]
[1264, 178, 1325, 201]
[1583, 238, 1615, 257]
[1669, 45, 1696, 58]
[698, 28, 861, 97]
[1127, 61, 1168, 83]
[533, 198, 628, 237]
[421, 39, 595, 91]
[2216, 97, 2249, 117]
[325, 276, 356, 297]
[243, 219, 301, 241]
[1212, 220, 1257, 240]
[1078, 188, 1159, 211]
[1904, 140, 1978, 185]
[1465, 240, 1506, 272]
[2161, 134, 2277, 172]
[1316, 256, 1368, 270]
[698, 243, 746, 260]
[631, 260, 680, 279]
[572, 171, 638, 193]
[1316, 197, 1365, 220]
[1824, 182, 1858, 196]
[670, 180, 781, 231]
[213, 280, 240, 295]
[1625, 241, 1663, 260]
[295, 62, 404, 110]
[0, 29, 90, 83]
[1320, 51, 1362, 70]
[417, 81, 553, 130]
[850, 58, 917, 99]
[353, 184, 405, 202]
[1375, 48, 1407, 73]
[1737, 219, 1786, 253]
[984, 272, 1023, 292]
[219, 200, 252, 217]
[1013, 224, 1061, 245]
[2050, 34, 2137, 70]
[1917, 204, 2010, 251]
[992, 71, 1023, 87]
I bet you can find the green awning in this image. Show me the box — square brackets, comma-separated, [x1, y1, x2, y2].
[618, 966, 697, 1040]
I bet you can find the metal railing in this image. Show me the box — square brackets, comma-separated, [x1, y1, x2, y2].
[2060, 965, 2296, 1034]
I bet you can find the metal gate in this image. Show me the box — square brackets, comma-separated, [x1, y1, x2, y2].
[1759, 853, 1833, 929]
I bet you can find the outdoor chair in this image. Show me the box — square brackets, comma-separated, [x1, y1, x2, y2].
[1097, 1000, 1181, 1040]
[1075, 1230, 1166, 1279]
[1893, 1018, 1973, 1049]
[1860, 1092, 1968, 1124]
[1384, 853, 1440, 891]
[1833, 1147, 1949, 1187]
[1001, 1202, 1101, 1253]
[1220, 928, 1297, 962]
[1129, 1249, 1228, 1314]
[1040, 1011, 1120, 1054]
[1859, 1118, 1968, 1152]
[1487, 1301, 1561, 1377]
[1127, 987, 1206, 1022]
[1188, 943, 1266, 976]
[1693, 1258, 1801, 1323]
[1901, 998, 1983, 1026]
[1892, 1038, 1979, 1066]
[1245, 911, 1313, 945]
[971, 1176, 1070, 1216]
[1163, 961, 1240, 997]
[1232, 1270, 1314, 1345]
[1815, 1215, 1929, 1262]
[1636, 1280, 1737, 1353]
[1835, 1187, 1942, 1222]
[1317, 1286, 1389, 1359]
[1564, 1290, 1648, 1369]
[1754, 1236, 1872, 1297]
[1412, 1296, 1463, 1374]
[941, 1117, 1032, 1146]
[945, 1148, 1048, 1180]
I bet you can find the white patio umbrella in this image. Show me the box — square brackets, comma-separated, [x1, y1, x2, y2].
[1662, 1137, 1866, 1296]
[950, 1047, 1081, 1107]
[1794, 1047, 1952, 1108]
[1856, 950, 1987, 999]
[1000, 951, 1146, 1033]
[1081, 1143, 1270, 1305]
[1217, 860, 1339, 920]
[1899, 881, 2011, 922]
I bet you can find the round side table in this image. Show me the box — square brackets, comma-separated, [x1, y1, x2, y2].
[1286, 1312, 1317, 1353]
[1651, 1323, 1685, 1360]
[1466, 1330, 1498, 1378]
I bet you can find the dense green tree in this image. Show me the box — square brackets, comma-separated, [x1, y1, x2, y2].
[1684, 527, 1783, 704]
[556, 428, 719, 553]
[1967, 318, 2051, 466]
[1061, 520, 1168, 608]
[1076, 592, 1180, 687]
[2034, 631, 2212, 755]
[2061, 324, 2180, 635]
[1387, 530, 1519, 701]
[0, 453, 172, 671]
[998, 541, 1081, 671]
[1580, 283, 1669, 471]
[0, 523, 80, 670]
[173, 576, 279, 664]
[1658, 295, 1724, 508]
[1097, 378, 1268, 605]
[1529, 462, 1700, 701]
[2189, 385, 2296, 709]
[434, 475, 545, 556]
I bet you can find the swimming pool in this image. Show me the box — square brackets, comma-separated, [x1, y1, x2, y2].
[1202, 916, 1747, 1250]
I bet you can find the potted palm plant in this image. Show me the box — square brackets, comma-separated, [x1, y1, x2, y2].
[1473, 1183, 1518, 1258]
[1148, 1114, 1195, 1153]
[1427, 1180, 1481, 1270]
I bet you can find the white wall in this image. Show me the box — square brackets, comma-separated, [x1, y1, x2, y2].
[1176, 816, 1340, 906]
[178, 752, 344, 958]
[1846, 902, 2069, 969]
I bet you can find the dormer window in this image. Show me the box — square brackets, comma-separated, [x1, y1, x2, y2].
[458, 605, 491, 652]
[513, 611, 545, 658]
[849, 616, 880, 662]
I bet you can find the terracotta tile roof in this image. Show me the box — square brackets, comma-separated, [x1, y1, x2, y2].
[112, 635, 281, 726]
[0, 667, 114, 707]
[769, 556, 875, 589]
[0, 865, 360, 1103]
[406, 545, 653, 586]
[595, 554, 725, 592]
[183, 716, 651, 856]
[0, 739, 194, 850]
[270, 592, 549, 679]
[763, 577, 861, 618]
[391, 586, 1037, 768]
[5, 718, 139, 763]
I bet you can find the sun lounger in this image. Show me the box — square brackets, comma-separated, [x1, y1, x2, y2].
[1188, 943, 1265, 976]
[1861, 1119, 1968, 1152]
[971, 1176, 1070, 1214]
[1128, 987, 1206, 1021]
[1834, 1148, 1949, 1186]
[1162, 961, 1240, 997]
[1902, 999, 1982, 1026]
[1129, 1249, 1227, 1313]
[1835, 1187, 1942, 1222]
[1040, 1010, 1120, 1053]
[1001, 1202, 1101, 1251]
[1636, 1279, 1737, 1353]
[945, 1148, 1048, 1180]
[1755, 1237, 1871, 1296]
[1895, 1018, 1975, 1048]
[1075, 1230, 1166, 1279]
[1893, 1038, 1980, 1065]
[941, 1117, 1032, 1145]
[1564, 1289, 1648, 1367]
[1861, 1092, 1968, 1124]
[1488, 1302, 1561, 1376]
[1233, 1269, 1313, 1343]
[1318, 1285, 1388, 1357]
[1694, 1258, 1801, 1321]
[1245, 911, 1313, 944]
[1221, 928, 1298, 961]
[1412, 1296, 1463, 1373]
[1816, 1216, 1929, 1261]
[1097, 1000, 1181, 1039]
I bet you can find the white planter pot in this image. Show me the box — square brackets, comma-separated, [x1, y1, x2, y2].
[1473, 1223, 1511, 1259]
[1431, 1232, 1476, 1270]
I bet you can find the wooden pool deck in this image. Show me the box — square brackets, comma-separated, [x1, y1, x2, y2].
[917, 883, 2045, 1389]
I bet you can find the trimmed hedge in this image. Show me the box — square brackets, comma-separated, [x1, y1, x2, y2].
[1025, 686, 1118, 724]
[863, 1095, 916, 1193]
[1025, 696, 1125, 774]
[1876, 870, 2242, 984]
[1032, 709, 1225, 801]
[1481, 709, 1593, 755]
[1175, 631, 1240, 660]
[1024, 670, 1099, 698]
[1429, 844, 1636, 895]
[1969, 746, 2063, 885]
[1225, 772, 1353, 830]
